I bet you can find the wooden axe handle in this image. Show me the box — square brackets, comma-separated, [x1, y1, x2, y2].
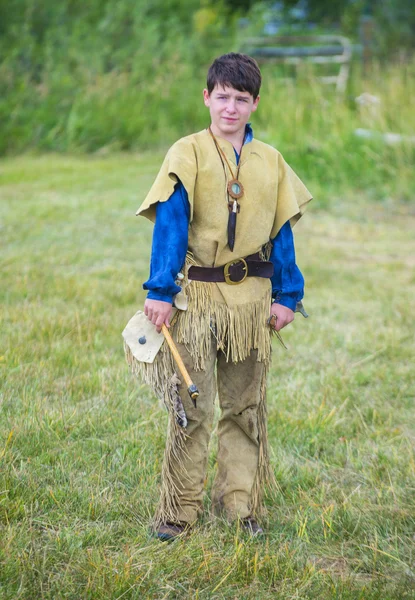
[161, 324, 199, 405]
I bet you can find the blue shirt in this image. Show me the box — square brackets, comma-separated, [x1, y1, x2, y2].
[144, 126, 304, 312]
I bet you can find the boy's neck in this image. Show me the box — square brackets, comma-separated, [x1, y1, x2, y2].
[209, 123, 246, 152]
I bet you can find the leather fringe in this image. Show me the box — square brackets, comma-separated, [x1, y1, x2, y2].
[250, 361, 277, 516]
[153, 373, 190, 528]
[125, 342, 192, 525]
[173, 253, 273, 369]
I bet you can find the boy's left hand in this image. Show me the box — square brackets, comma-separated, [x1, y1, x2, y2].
[269, 303, 295, 332]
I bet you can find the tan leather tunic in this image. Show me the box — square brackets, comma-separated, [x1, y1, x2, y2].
[137, 129, 312, 309]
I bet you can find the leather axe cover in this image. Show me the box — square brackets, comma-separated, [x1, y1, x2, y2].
[122, 309, 177, 364]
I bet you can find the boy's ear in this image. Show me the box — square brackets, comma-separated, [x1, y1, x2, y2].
[252, 95, 260, 112]
[203, 89, 210, 107]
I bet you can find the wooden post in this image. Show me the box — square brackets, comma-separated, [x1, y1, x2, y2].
[360, 3, 375, 76]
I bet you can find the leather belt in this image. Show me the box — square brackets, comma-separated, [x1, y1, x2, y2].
[188, 252, 274, 285]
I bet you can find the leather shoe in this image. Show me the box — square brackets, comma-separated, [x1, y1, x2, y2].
[240, 517, 264, 537]
[155, 521, 188, 542]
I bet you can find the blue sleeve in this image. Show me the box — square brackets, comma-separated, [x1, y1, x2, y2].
[143, 182, 190, 303]
[270, 221, 304, 312]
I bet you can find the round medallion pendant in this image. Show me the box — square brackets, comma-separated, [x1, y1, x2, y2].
[227, 179, 244, 199]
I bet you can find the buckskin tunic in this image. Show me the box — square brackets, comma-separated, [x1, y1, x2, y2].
[130, 128, 312, 526]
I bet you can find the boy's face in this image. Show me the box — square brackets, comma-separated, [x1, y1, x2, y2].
[203, 85, 260, 141]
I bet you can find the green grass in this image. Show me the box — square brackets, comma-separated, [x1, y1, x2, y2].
[1, 154, 415, 599]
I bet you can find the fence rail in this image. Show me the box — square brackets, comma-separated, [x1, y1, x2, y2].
[243, 35, 352, 93]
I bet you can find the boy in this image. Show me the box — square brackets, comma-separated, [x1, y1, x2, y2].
[135, 53, 312, 540]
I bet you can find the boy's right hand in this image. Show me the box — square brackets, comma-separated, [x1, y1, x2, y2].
[144, 299, 173, 333]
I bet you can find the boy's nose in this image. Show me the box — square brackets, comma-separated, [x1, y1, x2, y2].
[226, 100, 237, 113]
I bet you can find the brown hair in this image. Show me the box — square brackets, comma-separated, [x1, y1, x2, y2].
[207, 53, 262, 99]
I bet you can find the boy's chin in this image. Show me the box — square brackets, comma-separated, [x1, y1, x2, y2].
[220, 118, 240, 127]
[216, 120, 244, 134]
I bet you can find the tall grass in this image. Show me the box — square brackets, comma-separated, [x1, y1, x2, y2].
[257, 61, 415, 206]
[2, 54, 414, 205]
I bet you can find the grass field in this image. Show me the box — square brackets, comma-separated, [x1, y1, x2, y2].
[1, 154, 414, 599]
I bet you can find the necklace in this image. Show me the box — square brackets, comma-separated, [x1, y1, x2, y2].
[208, 127, 247, 251]
[208, 127, 245, 200]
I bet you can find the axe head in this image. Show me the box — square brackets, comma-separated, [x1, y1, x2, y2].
[122, 309, 177, 363]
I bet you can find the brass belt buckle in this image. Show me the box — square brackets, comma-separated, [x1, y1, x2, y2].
[223, 258, 248, 285]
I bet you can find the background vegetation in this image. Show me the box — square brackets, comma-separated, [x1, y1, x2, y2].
[1, 1, 414, 204]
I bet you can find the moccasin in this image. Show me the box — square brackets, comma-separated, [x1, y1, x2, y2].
[155, 522, 188, 542]
[240, 517, 264, 537]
